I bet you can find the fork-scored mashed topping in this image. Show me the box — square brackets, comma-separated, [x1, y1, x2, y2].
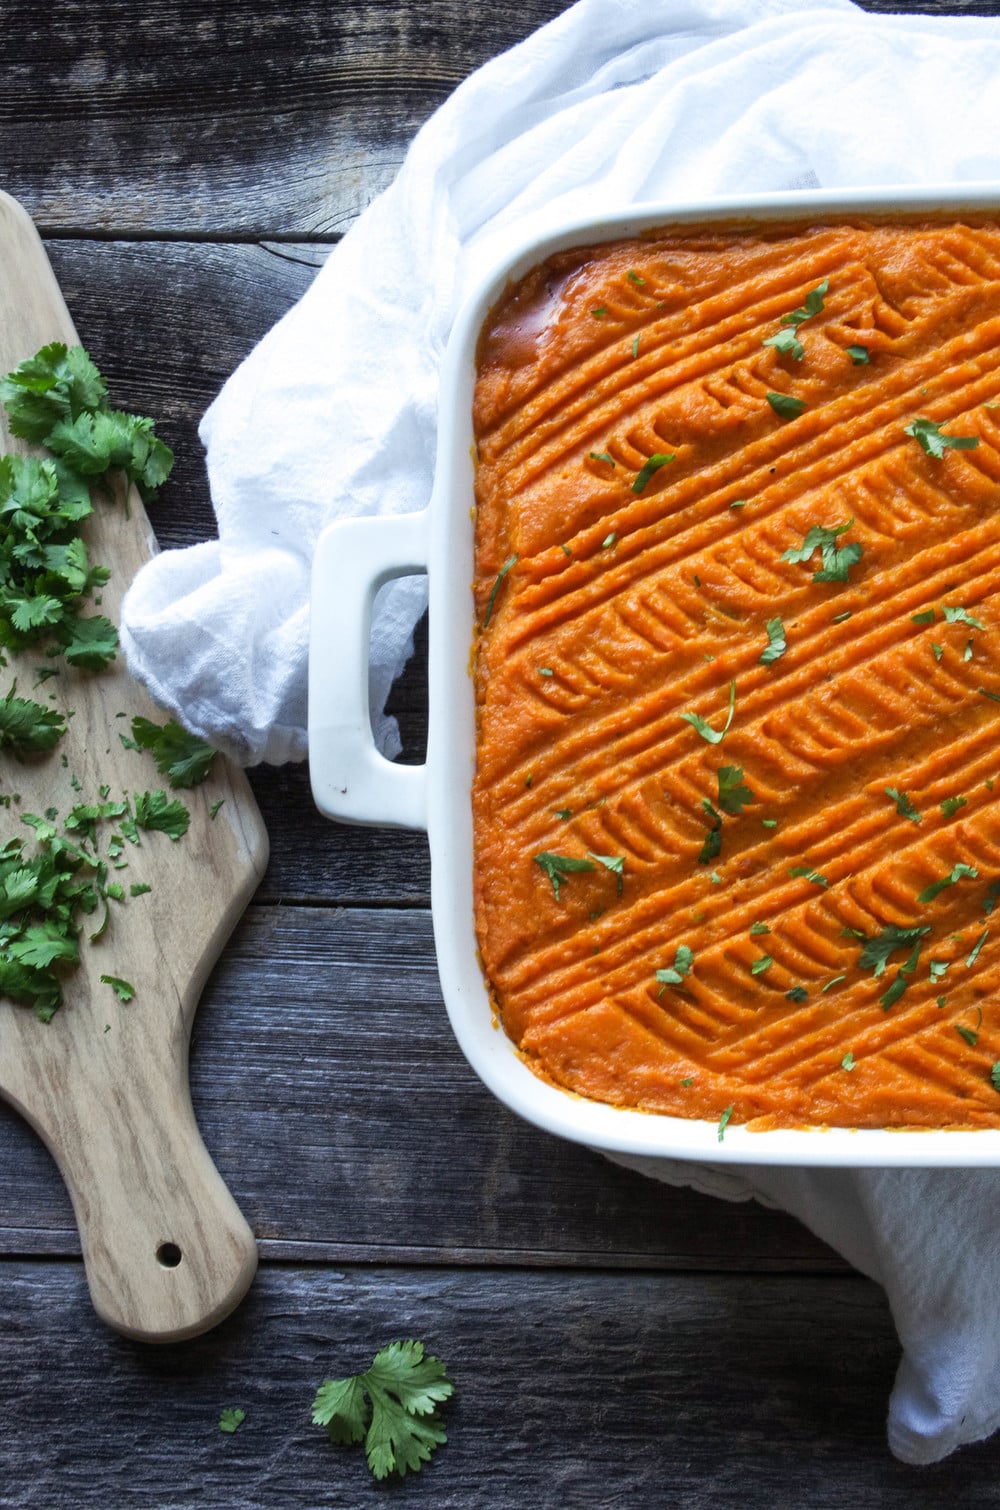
[471, 217, 1000, 1132]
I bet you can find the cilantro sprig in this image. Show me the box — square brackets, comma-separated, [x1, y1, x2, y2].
[125, 716, 217, 789]
[905, 417, 979, 458]
[782, 519, 862, 584]
[311, 1340, 454, 1481]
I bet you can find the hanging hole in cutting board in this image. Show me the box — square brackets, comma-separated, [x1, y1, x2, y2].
[156, 1242, 183, 1269]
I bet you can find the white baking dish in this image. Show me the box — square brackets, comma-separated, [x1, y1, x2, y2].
[309, 183, 1000, 1166]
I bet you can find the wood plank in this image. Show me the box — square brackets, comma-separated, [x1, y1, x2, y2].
[0, 904, 840, 1270]
[3, 0, 571, 235]
[4, 2, 997, 235]
[3, 1260, 1000, 1508]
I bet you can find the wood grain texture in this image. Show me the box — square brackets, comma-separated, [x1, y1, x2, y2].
[0, 195, 267, 1340]
[0, 904, 840, 1270]
[3, 1260, 1000, 1510]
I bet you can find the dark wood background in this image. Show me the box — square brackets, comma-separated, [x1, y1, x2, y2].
[3, 2, 1000, 1505]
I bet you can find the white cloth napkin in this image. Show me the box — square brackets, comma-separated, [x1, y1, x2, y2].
[120, 0, 1000, 1465]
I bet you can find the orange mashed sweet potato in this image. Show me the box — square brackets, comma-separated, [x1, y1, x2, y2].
[471, 216, 1000, 1132]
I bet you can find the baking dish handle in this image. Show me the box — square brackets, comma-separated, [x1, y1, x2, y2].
[308, 510, 428, 830]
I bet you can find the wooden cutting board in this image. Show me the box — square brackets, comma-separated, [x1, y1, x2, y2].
[0, 192, 269, 1342]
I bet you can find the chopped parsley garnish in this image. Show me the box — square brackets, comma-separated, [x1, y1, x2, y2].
[631, 336, 640, 359]
[942, 604, 986, 630]
[656, 944, 695, 992]
[766, 392, 807, 420]
[749, 921, 770, 936]
[697, 800, 722, 865]
[941, 796, 967, 819]
[590, 307, 607, 319]
[128, 716, 216, 789]
[0, 684, 66, 754]
[983, 878, 1000, 915]
[626, 270, 645, 285]
[100, 974, 135, 1002]
[589, 451, 615, 466]
[911, 610, 936, 625]
[845, 346, 870, 365]
[841, 1051, 856, 1070]
[632, 453, 674, 495]
[956, 1022, 979, 1047]
[717, 1104, 734, 1142]
[929, 959, 949, 983]
[857, 923, 931, 978]
[786, 986, 808, 1003]
[759, 616, 786, 666]
[905, 417, 980, 457]
[917, 863, 978, 904]
[885, 787, 921, 823]
[534, 851, 596, 902]
[787, 866, 828, 887]
[750, 955, 772, 976]
[680, 681, 736, 745]
[991, 1062, 1000, 1093]
[589, 851, 624, 895]
[762, 327, 804, 361]
[716, 764, 754, 816]
[482, 554, 517, 627]
[783, 280, 829, 327]
[311, 1339, 454, 1481]
[782, 519, 862, 584]
[967, 928, 989, 967]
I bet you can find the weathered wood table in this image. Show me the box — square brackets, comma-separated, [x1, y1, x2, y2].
[3, 2, 1000, 1505]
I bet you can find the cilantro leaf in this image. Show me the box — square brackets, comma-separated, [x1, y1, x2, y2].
[0, 686, 66, 754]
[588, 851, 624, 894]
[0, 342, 107, 442]
[762, 327, 804, 361]
[917, 863, 978, 904]
[782, 519, 863, 584]
[766, 392, 807, 420]
[680, 681, 736, 745]
[787, 865, 828, 887]
[759, 616, 786, 666]
[698, 799, 723, 865]
[632, 452, 674, 495]
[482, 554, 516, 627]
[905, 417, 979, 458]
[885, 787, 921, 824]
[219, 1407, 246, 1434]
[100, 974, 135, 1002]
[656, 943, 694, 991]
[57, 614, 119, 671]
[941, 604, 985, 630]
[716, 764, 755, 816]
[312, 1340, 453, 1481]
[128, 715, 217, 788]
[534, 851, 596, 901]
[132, 790, 190, 841]
[856, 923, 931, 977]
[782, 280, 828, 326]
[845, 345, 870, 365]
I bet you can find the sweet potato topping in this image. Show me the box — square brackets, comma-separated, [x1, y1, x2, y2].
[472, 218, 1000, 1132]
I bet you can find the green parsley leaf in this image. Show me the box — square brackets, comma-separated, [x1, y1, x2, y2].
[857, 923, 931, 978]
[787, 865, 828, 887]
[100, 974, 135, 1002]
[942, 604, 986, 630]
[885, 787, 921, 823]
[905, 417, 979, 458]
[716, 764, 755, 816]
[219, 1408, 246, 1434]
[698, 800, 723, 865]
[534, 851, 596, 901]
[482, 554, 517, 627]
[311, 1340, 454, 1481]
[132, 790, 191, 842]
[781, 519, 862, 584]
[632, 453, 674, 495]
[766, 392, 807, 420]
[656, 944, 695, 992]
[759, 616, 786, 666]
[967, 928, 989, 967]
[762, 327, 804, 361]
[589, 851, 625, 895]
[917, 863, 978, 904]
[128, 716, 217, 788]
[680, 681, 736, 745]
[782, 280, 829, 326]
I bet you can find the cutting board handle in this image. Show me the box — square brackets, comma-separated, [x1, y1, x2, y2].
[14, 1041, 257, 1344]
